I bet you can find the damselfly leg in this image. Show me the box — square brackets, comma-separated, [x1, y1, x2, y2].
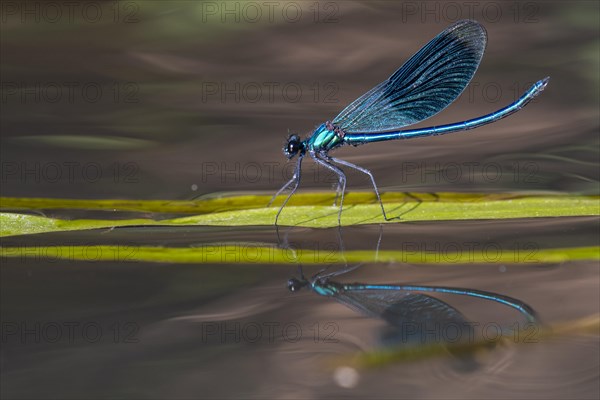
[311, 152, 347, 225]
[327, 156, 396, 221]
[270, 155, 304, 225]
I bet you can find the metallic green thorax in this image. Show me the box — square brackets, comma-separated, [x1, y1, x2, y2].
[305, 123, 344, 152]
[310, 280, 344, 297]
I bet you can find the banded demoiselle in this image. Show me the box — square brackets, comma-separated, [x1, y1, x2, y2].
[288, 265, 539, 326]
[270, 20, 549, 224]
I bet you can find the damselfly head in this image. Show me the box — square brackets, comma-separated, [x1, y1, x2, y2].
[287, 277, 308, 293]
[283, 134, 303, 159]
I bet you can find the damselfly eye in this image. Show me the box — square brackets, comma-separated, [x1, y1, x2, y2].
[287, 278, 305, 292]
[283, 134, 302, 159]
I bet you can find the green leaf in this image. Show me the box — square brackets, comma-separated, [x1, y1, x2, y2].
[1, 192, 552, 214]
[1, 193, 598, 236]
[1, 244, 597, 264]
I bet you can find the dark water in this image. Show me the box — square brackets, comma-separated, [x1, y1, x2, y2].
[1, 1, 599, 399]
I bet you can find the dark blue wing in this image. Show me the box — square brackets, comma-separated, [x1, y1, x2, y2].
[332, 290, 474, 347]
[332, 290, 466, 327]
[333, 20, 487, 133]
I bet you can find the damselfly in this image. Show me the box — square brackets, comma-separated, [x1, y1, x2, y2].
[288, 265, 539, 326]
[270, 20, 549, 225]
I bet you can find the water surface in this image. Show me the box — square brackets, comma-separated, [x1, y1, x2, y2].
[1, 1, 599, 399]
